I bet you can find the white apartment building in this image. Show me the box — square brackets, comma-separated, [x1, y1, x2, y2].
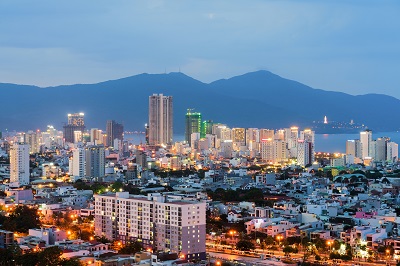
[10, 143, 30, 186]
[360, 130, 372, 159]
[94, 192, 207, 261]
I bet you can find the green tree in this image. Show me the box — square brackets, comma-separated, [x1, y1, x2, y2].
[60, 257, 84, 266]
[17, 252, 39, 266]
[111, 181, 124, 192]
[2, 205, 41, 233]
[236, 240, 255, 251]
[283, 246, 298, 256]
[118, 240, 143, 254]
[37, 246, 64, 266]
[96, 236, 111, 244]
[0, 244, 22, 265]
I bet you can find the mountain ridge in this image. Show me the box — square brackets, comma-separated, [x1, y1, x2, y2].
[0, 70, 398, 133]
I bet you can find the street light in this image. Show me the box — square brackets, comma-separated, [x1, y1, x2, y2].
[276, 235, 283, 248]
[327, 240, 333, 254]
[229, 230, 237, 250]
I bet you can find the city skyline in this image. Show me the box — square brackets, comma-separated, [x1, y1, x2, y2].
[0, 1, 399, 99]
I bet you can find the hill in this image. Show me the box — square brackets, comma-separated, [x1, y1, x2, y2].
[0, 70, 398, 133]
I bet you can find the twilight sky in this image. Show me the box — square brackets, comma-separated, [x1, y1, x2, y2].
[1, 1, 399, 98]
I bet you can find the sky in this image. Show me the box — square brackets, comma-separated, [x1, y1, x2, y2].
[0, 0, 399, 98]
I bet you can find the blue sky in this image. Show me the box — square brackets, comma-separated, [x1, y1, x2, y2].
[0, 0, 399, 98]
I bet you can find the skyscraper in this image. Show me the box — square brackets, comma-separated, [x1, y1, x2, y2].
[10, 143, 30, 186]
[63, 113, 85, 143]
[360, 130, 372, 159]
[185, 109, 202, 145]
[106, 120, 124, 147]
[24, 130, 40, 154]
[85, 145, 105, 180]
[200, 120, 213, 138]
[148, 94, 173, 145]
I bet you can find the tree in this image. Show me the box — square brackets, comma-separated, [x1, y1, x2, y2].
[2, 205, 41, 233]
[283, 246, 298, 256]
[37, 246, 64, 266]
[0, 244, 22, 265]
[18, 252, 39, 266]
[96, 236, 111, 244]
[118, 241, 143, 254]
[265, 235, 274, 246]
[60, 257, 84, 266]
[236, 240, 255, 251]
[260, 241, 267, 252]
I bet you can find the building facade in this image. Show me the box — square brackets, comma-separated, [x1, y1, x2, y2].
[63, 113, 85, 143]
[94, 192, 206, 260]
[106, 120, 124, 147]
[185, 110, 201, 146]
[148, 94, 173, 145]
[10, 143, 30, 186]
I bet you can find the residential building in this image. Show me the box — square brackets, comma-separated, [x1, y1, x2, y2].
[360, 130, 372, 159]
[148, 94, 173, 145]
[10, 142, 30, 186]
[106, 120, 124, 147]
[24, 130, 40, 154]
[85, 145, 105, 180]
[94, 192, 206, 260]
[63, 113, 85, 143]
[185, 110, 201, 145]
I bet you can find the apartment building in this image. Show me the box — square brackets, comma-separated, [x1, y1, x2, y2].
[94, 192, 206, 261]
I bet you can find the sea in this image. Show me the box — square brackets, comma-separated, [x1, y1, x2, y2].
[124, 132, 400, 154]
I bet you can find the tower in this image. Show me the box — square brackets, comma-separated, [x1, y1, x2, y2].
[10, 143, 30, 186]
[106, 120, 124, 147]
[185, 109, 202, 145]
[63, 113, 85, 143]
[24, 130, 40, 154]
[200, 120, 213, 138]
[360, 130, 372, 159]
[148, 94, 173, 145]
[85, 145, 105, 180]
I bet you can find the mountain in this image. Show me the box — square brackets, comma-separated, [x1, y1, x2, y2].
[0, 70, 399, 133]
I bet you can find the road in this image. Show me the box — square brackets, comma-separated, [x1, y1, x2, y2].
[206, 247, 392, 266]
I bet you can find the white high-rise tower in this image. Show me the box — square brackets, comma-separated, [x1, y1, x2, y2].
[10, 143, 30, 186]
[148, 94, 173, 145]
[360, 130, 372, 159]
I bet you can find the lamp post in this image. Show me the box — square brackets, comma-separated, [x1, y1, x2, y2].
[386, 249, 390, 265]
[276, 235, 283, 249]
[327, 240, 333, 254]
[230, 230, 236, 250]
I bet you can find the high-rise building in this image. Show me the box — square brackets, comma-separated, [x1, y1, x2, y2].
[10, 143, 30, 186]
[200, 120, 213, 138]
[374, 137, 389, 161]
[300, 129, 315, 144]
[94, 192, 207, 260]
[63, 113, 85, 143]
[24, 130, 40, 154]
[360, 130, 372, 159]
[85, 145, 105, 180]
[148, 94, 173, 145]
[185, 110, 201, 145]
[106, 120, 124, 147]
[297, 140, 314, 167]
[260, 129, 274, 141]
[90, 128, 103, 145]
[387, 142, 399, 163]
[260, 138, 274, 163]
[232, 128, 246, 145]
[70, 147, 86, 180]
